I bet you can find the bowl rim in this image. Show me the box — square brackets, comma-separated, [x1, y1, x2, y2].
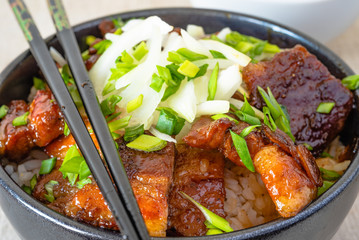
[0, 7, 358, 240]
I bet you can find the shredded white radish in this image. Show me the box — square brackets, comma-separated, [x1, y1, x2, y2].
[196, 100, 230, 117]
[167, 80, 197, 123]
[192, 59, 234, 69]
[149, 127, 177, 143]
[199, 39, 251, 67]
[121, 19, 144, 32]
[215, 65, 242, 100]
[50, 47, 67, 67]
[216, 27, 231, 41]
[229, 98, 264, 119]
[90, 16, 173, 98]
[180, 29, 211, 57]
[186, 24, 205, 39]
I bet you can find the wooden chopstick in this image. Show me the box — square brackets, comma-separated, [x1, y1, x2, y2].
[8, 1, 146, 239]
[46, 0, 149, 239]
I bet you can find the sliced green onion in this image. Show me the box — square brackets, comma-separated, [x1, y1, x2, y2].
[67, 85, 83, 107]
[150, 73, 165, 92]
[59, 156, 85, 174]
[63, 122, 70, 136]
[240, 125, 260, 138]
[133, 41, 148, 61]
[114, 28, 123, 35]
[178, 60, 200, 78]
[302, 143, 313, 151]
[22, 185, 32, 195]
[12, 111, 29, 126]
[108, 62, 137, 81]
[176, 48, 208, 61]
[257, 86, 281, 119]
[112, 17, 125, 29]
[206, 228, 224, 235]
[126, 134, 167, 152]
[188, 64, 209, 81]
[262, 106, 277, 131]
[156, 108, 185, 135]
[342, 74, 359, 90]
[81, 50, 90, 61]
[320, 151, 334, 158]
[85, 35, 96, 46]
[108, 115, 131, 132]
[166, 63, 186, 81]
[210, 34, 223, 42]
[209, 50, 226, 59]
[157, 65, 175, 86]
[106, 111, 121, 122]
[30, 174, 37, 190]
[102, 81, 116, 96]
[207, 62, 219, 101]
[33, 77, 46, 90]
[236, 41, 254, 53]
[240, 94, 255, 116]
[39, 157, 57, 175]
[162, 84, 181, 101]
[316, 102, 335, 114]
[263, 42, 281, 53]
[204, 220, 218, 229]
[127, 94, 143, 113]
[317, 180, 334, 197]
[44, 180, 58, 203]
[211, 114, 238, 124]
[93, 39, 112, 55]
[167, 51, 187, 64]
[235, 111, 261, 126]
[76, 178, 92, 189]
[0, 105, 9, 119]
[124, 124, 145, 142]
[275, 115, 295, 141]
[230, 130, 255, 172]
[79, 161, 91, 180]
[179, 191, 233, 233]
[100, 95, 122, 116]
[320, 168, 342, 181]
[120, 50, 134, 64]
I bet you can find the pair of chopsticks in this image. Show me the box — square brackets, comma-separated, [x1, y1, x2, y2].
[9, 0, 149, 239]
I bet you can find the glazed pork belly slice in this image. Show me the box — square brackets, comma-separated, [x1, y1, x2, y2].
[242, 45, 353, 155]
[0, 100, 34, 161]
[117, 139, 175, 237]
[32, 162, 118, 230]
[183, 116, 321, 218]
[0, 89, 64, 162]
[167, 144, 226, 236]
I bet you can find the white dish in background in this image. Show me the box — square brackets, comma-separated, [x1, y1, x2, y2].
[190, 0, 359, 43]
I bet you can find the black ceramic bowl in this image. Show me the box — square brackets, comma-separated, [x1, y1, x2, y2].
[0, 8, 358, 240]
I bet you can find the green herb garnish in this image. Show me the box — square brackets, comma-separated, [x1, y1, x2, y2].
[39, 157, 57, 175]
[0, 105, 9, 119]
[12, 111, 29, 126]
[127, 94, 143, 113]
[316, 102, 335, 114]
[132, 41, 148, 61]
[320, 168, 342, 181]
[93, 39, 112, 55]
[33, 77, 46, 90]
[124, 124, 145, 142]
[76, 178, 92, 189]
[178, 60, 200, 78]
[342, 74, 359, 90]
[155, 108, 185, 135]
[230, 130, 255, 172]
[100, 95, 122, 117]
[211, 114, 239, 124]
[207, 62, 219, 100]
[126, 135, 167, 152]
[317, 180, 334, 197]
[44, 180, 58, 202]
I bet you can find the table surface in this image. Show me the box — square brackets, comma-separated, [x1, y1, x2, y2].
[0, 0, 358, 239]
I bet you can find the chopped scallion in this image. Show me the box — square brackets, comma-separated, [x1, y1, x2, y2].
[132, 41, 148, 61]
[22, 185, 32, 195]
[262, 106, 277, 131]
[79, 161, 91, 180]
[320, 168, 342, 181]
[33, 77, 46, 90]
[320, 151, 334, 158]
[0, 105, 9, 119]
[209, 50, 226, 59]
[12, 111, 29, 126]
[207, 62, 219, 100]
[76, 178, 92, 189]
[178, 60, 200, 78]
[59, 156, 85, 174]
[64, 122, 70, 136]
[124, 124, 145, 142]
[188, 64, 208, 81]
[211, 114, 238, 124]
[44, 180, 58, 203]
[342, 74, 359, 90]
[106, 111, 121, 122]
[167, 51, 187, 64]
[230, 130, 255, 172]
[176, 48, 208, 61]
[39, 157, 57, 175]
[179, 191, 233, 233]
[102, 81, 116, 96]
[85, 35, 96, 46]
[127, 94, 143, 113]
[120, 50, 134, 64]
[100, 95, 122, 116]
[126, 134, 167, 152]
[157, 65, 175, 86]
[30, 174, 37, 190]
[240, 94, 255, 117]
[317, 180, 334, 196]
[235, 111, 261, 126]
[206, 228, 224, 235]
[240, 125, 260, 138]
[81, 50, 90, 61]
[93, 39, 112, 55]
[150, 73, 165, 92]
[156, 108, 185, 135]
[108, 115, 131, 132]
[316, 102, 335, 114]
[302, 143, 313, 151]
